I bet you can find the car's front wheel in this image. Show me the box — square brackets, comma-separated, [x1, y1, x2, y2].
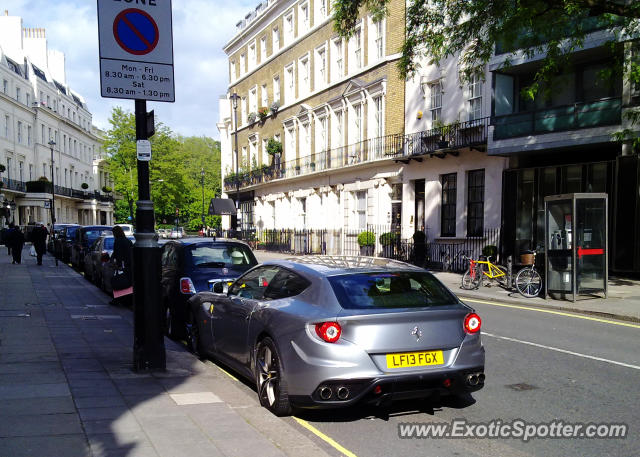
[186, 311, 204, 358]
[255, 337, 291, 416]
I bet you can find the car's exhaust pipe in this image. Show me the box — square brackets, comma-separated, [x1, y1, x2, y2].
[478, 373, 485, 384]
[466, 374, 479, 386]
[337, 386, 349, 400]
[319, 386, 332, 400]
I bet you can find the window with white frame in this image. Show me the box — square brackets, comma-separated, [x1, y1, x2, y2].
[249, 138, 258, 167]
[4, 115, 9, 137]
[239, 53, 246, 75]
[331, 38, 344, 82]
[248, 42, 256, 70]
[369, 17, 385, 62]
[16, 87, 20, 102]
[260, 36, 267, 62]
[349, 26, 362, 72]
[300, 122, 310, 155]
[19, 161, 23, 182]
[351, 103, 363, 143]
[299, 2, 310, 33]
[315, 115, 327, 153]
[27, 125, 32, 146]
[332, 109, 344, 148]
[261, 84, 268, 108]
[273, 75, 281, 103]
[315, 45, 327, 88]
[355, 190, 367, 229]
[284, 11, 294, 45]
[285, 125, 296, 162]
[241, 96, 247, 124]
[430, 80, 443, 122]
[249, 86, 258, 114]
[372, 95, 384, 138]
[468, 74, 483, 121]
[284, 63, 295, 103]
[272, 26, 280, 52]
[230, 60, 237, 80]
[26, 93, 30, 106]
[299, 55, 310, 96]
[17, 121, 22, 144]
[5, 158, 11, 179]
[316, 0, 327, 21]
[241, 146, 248, 169]
[29, 164, 33, 180]
[262, 138, 269, 165]
[2, 79, 7, 94]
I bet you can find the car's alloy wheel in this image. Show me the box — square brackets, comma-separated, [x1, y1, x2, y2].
[186, 312, 203, 358]
[255, 337, 291, 416]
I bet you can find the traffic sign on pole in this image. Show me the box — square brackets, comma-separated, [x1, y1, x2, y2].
[98, 0, 175, 102]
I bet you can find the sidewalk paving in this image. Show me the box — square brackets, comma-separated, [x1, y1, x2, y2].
[254, 250, 640, 322]
[0, 246, 333, 457]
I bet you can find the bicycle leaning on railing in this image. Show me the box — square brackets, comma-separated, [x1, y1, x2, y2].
[460, 254, 509, 290]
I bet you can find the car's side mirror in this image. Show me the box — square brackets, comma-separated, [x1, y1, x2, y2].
[212, 282, 228, 294]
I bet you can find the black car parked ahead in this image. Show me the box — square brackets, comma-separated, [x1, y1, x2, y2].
[56, 225, 81, 263]
[161, 238, 258, 341]
[48, 223, 76, 254]
[71, 225, 112, 270]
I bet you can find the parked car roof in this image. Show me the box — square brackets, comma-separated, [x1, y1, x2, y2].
[265, 255, 424, 277]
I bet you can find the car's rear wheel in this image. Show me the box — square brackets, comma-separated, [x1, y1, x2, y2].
[255, 337, 291, 416]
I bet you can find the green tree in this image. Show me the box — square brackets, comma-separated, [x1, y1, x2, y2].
[333, 0, 640, 148]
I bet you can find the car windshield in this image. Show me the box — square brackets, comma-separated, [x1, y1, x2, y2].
[66, 227, 78, 239]
[85, 229, 111, 244]
[328, 271, 458, 309]
[187, 244, 257, 268]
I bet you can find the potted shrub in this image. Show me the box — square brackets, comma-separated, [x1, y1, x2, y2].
[81, 182, 89, 190]
[379, 232, 396, 258]
[248, 112, 257, 124]
[258, 106, 269, 122]
[102, 186, 112, 193]
[358, 231, 375, 256]
[309, 162, 316, 171]
[482, 244, 497, 260]
[270, 101, 280, 115]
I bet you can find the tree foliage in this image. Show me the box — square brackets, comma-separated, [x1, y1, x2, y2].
[103, 107, 221, 230]
[334, 0, 640, 148]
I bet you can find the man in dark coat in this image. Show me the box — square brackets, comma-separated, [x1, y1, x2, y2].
[8, 224, 25, 264]
[31, 223, 49, 266]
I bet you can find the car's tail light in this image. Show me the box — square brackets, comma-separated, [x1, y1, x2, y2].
[464, 313, 482, 334]
[315, 322, 342, 343]
[180, 277, 196, 294]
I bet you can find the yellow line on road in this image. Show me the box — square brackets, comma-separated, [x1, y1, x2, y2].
[293, 417, 358, 457]
[462, 297, 640, 329]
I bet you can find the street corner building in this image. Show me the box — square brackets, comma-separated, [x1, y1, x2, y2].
[0, 11, 115, 229]
[216, 0, 640, 276]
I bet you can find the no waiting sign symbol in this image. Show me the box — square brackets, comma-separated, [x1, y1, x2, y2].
[113, 8, 159, 56]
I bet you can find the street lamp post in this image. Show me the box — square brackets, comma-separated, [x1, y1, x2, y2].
[48, 140, 58, 266]
[230, 92, 241, 233]
[200, 168, 205, 229]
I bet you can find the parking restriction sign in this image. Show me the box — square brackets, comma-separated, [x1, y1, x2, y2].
[97, 0, 175, 102]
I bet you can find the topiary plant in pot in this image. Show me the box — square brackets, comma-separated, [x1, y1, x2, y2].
[358, 231, 375, 256]
[379, 232, 396, 258]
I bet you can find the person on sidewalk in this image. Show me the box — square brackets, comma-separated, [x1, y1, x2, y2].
[1, 226, 10, 255]
[31, 223, 49, 266]
[8, 224, 25, 264]
[111, 225, 133, 306]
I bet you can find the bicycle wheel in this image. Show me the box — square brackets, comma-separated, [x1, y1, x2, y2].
[461, 269, 481, 290]
[515, 268, 542, 298]
[493, 265, 510, 288]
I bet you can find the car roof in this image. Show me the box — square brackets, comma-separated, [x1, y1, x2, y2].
[166, 237, 252, 248]
[263, 255, 425, 277]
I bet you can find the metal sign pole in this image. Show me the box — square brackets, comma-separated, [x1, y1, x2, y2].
[132, 99, 165, 371]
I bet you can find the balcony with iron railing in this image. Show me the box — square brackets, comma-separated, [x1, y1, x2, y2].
[224, 118, 490, 192]
[0, 178, 112, 203]
[0, 177, 27, 193]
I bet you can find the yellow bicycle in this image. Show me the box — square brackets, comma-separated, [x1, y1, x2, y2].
[461, 255, 509, 290]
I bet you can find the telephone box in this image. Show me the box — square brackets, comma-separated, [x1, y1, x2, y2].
[544, 193, 608, 302]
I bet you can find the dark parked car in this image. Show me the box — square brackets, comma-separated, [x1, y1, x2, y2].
[71, 225, 112, 270]
[56, 224, 81, 263]
[161, 238, 258, 340]
[84, 234, 135, 291]
[48, 223, 76, 254]
[187, 256, 485, 416]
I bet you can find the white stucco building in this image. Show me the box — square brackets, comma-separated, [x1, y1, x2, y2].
[0, 11, 114, 228]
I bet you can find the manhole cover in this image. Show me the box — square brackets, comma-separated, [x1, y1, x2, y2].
[506, 383, 538, 391]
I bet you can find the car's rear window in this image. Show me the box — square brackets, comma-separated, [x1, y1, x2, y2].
[104, 238, 114, 250]
[84, 229, 111, 244]
[66, 227, 78, 239]
[328, 271, 458, 309]
[187, 244, 257, 268]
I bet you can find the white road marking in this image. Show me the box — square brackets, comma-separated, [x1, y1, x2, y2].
[483, 332, 640, 371]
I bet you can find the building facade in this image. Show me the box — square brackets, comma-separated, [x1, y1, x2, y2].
[0, 12, 114, 228]
[219, 0, 407, 245]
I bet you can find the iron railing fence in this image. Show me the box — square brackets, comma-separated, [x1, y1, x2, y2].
[0, 177, 26, 192]
[426, 228, 502, 273]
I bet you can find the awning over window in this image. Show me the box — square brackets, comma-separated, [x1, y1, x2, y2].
[208, 198, 237, 215]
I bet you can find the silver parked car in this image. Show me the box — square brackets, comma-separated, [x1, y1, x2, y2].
[187, 256, 485, 416]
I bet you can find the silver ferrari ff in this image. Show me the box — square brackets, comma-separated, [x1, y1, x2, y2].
[186, 256, 485, 416]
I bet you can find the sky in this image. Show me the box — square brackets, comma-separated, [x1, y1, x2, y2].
[3, 0, 259, 140]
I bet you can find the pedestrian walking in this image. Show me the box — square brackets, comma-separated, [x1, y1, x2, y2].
[8, 224, 25, 264]
[110, 225, 133, 305]
[31, 223, 49, 266]
[1, 226, 10, 255]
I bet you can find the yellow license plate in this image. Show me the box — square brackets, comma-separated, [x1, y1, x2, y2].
[386, 350, 444, 369]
